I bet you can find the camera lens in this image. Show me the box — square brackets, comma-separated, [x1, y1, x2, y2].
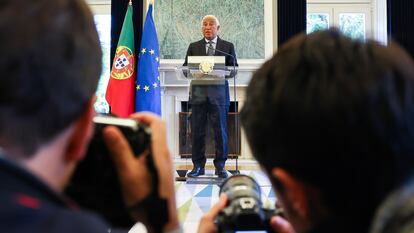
[220, 174, 262, 203]
[218, 174, 271, 231]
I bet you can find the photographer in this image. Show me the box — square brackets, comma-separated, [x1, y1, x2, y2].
[0, 0, 178, 233]
[199, 29, 414, 233]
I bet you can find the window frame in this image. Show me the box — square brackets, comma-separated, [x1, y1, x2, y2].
[307, 0, 387, 44]
[307, 3, 372, 39]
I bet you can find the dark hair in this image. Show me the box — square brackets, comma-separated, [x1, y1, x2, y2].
[241, 29, 414, 229]
[0, 0, 101, 157]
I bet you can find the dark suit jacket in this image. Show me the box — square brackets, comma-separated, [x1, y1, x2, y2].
[183, 37, 238, 106]
[183, 37, 238, 66]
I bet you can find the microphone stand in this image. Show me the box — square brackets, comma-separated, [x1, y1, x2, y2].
[208, 46, 240, 175]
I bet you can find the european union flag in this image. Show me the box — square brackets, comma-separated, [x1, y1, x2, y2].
[135, 4, 161, 115]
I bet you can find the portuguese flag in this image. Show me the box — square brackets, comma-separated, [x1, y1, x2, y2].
[105, 2, 135, 117]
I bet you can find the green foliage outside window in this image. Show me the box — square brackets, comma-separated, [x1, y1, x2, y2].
[93, 15, 111, 114]
[339, 13, 365, 40]
[307, 13, 329, 34]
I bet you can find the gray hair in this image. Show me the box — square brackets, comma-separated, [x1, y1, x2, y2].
[201, 15, 220, 26]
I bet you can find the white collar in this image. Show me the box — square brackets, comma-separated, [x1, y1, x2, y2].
[205, 36, 218, 44]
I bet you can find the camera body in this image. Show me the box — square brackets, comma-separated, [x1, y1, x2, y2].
[89, 115, 151, 155]
[64, 115, 151, 228]
[217, 174, 280, 233]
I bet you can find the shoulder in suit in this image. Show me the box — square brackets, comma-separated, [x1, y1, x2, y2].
[184, 39, 206, 66]
[216, 37, 238, 66]
[184, 37, 238, 66]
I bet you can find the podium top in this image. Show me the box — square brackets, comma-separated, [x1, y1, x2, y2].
[188, 56, 225, 70]
[175, 65, 237, 81]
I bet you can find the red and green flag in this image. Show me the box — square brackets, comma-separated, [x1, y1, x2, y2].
[105, 2, 135, 117]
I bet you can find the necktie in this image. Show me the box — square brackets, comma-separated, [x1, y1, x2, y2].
[207, 41, 214, 56]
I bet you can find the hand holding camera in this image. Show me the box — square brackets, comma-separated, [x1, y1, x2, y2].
[198, 174, 292, 233]
[101, 115, 153, 205]
[102, 113, 179, 232]
[65, 113, 179, 232]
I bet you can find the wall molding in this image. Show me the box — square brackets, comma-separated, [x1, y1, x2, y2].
[373, 0, 387, 44]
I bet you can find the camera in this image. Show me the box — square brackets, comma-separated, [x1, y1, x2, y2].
[216, 174, 281, 233]
[64, 115, 151, 228]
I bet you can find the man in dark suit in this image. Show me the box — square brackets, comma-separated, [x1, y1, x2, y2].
[183, 15, 238, 178]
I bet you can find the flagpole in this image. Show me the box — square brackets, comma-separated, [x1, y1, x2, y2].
[106, 0, 136, 117]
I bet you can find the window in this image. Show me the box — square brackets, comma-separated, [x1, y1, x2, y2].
[307, 3, 372, 40]
[88, 2, 111, 113]
[93, 15, 111, 113]
[339, 13, 366, 40]
[307, 13, 330, 34]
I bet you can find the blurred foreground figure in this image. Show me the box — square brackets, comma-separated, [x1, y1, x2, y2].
[198, 28, 414, 233]
[0, 1, 179, 233]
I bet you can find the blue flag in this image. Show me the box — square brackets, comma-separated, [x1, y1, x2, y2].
[135, 4, 161, 115]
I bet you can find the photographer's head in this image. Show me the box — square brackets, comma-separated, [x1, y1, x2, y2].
[0, 0, 101, 159]
[241, 28, 414, 233]
[0, 1, 180, 232]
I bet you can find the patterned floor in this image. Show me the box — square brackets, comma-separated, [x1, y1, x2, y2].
[175, 169, 276, 233]
[129, 169, 275, 233]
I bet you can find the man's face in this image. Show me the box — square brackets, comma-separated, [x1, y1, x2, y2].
[202, 18, 219, 40]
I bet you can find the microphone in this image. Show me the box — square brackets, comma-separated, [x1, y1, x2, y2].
[207, 46, 238, 79]
[208, 46, 237, 67]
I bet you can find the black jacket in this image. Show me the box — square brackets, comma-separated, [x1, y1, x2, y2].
[0, 157, 121, 233]
[183, 37, 238, 67]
